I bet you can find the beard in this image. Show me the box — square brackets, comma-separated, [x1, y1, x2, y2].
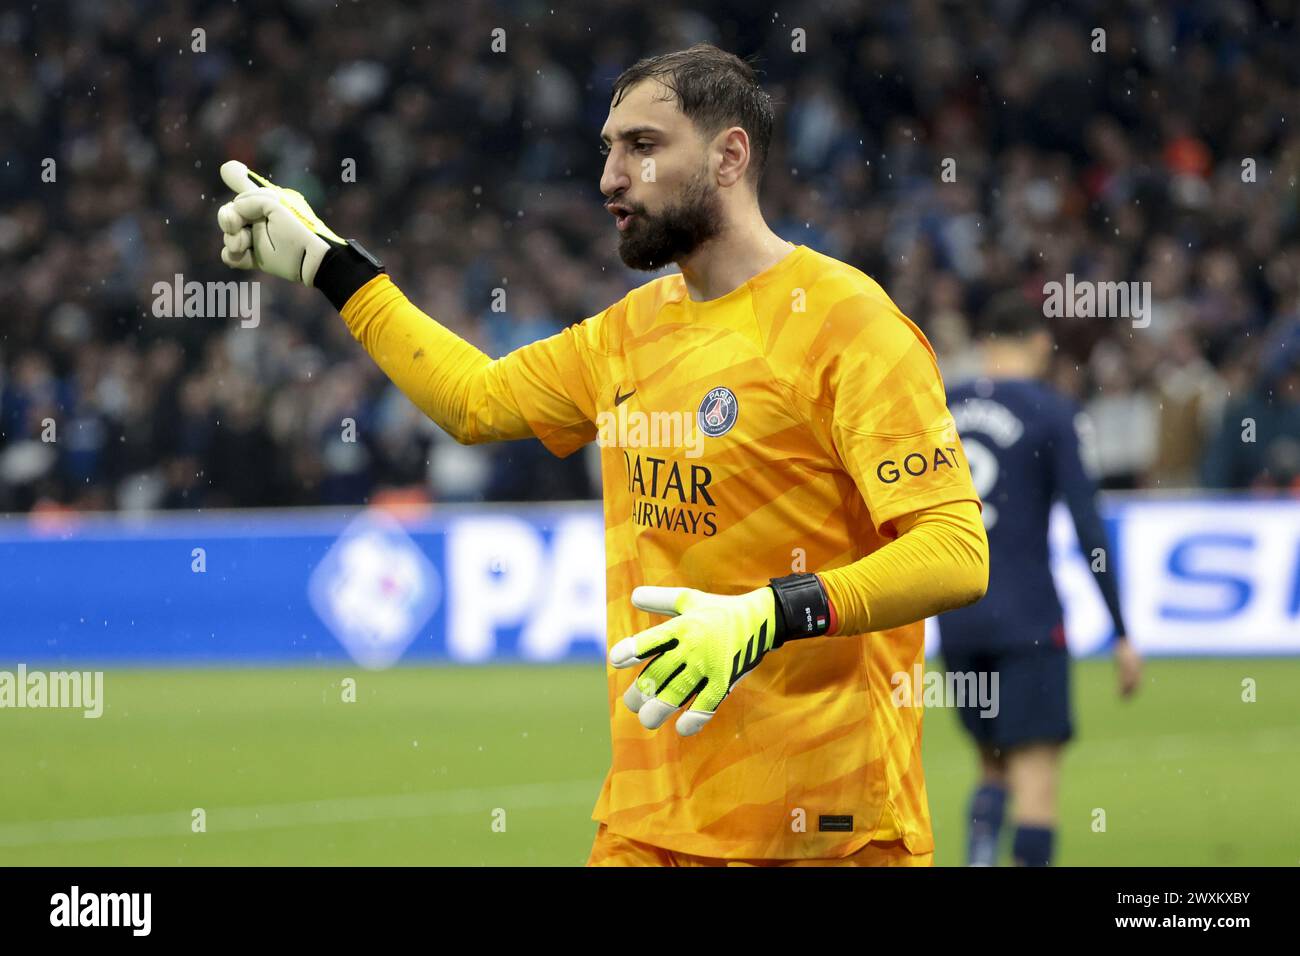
[616, 170, 725, 271]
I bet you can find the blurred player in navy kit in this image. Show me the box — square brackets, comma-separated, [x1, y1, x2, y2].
[940, 292, 1143, 866]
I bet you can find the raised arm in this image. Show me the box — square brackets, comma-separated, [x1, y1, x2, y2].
[337, 275, 598, 450]
[215, 161, 598, 454]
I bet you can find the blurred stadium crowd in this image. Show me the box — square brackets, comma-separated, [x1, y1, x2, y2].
[2, 0, 1298, 513]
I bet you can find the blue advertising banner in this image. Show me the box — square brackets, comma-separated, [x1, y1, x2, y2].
[0, 504, 606, 667]
[0, 497, 1296, 667]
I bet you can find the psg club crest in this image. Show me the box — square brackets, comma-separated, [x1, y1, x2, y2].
[697, 386, 739, 438]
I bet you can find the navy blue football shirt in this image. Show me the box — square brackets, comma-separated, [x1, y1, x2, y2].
[939, 377, 1127, 650]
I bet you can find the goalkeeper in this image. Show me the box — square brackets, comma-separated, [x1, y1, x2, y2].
[217, 44, 989, 867]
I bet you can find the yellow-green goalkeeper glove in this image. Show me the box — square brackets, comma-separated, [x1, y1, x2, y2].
[609, 575, 832, 737]
[216, 161, 384, 307]
[216, 161, 345, 285]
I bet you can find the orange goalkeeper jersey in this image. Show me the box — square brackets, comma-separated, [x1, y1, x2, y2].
[347, 244, 980, 859]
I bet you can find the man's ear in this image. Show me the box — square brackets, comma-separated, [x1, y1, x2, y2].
[716, 126, 751, 188]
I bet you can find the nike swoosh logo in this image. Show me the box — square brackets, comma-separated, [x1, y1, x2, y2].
[614, 387, 636, 406]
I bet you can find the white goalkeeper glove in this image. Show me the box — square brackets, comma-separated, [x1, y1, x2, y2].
[216, 160, 347, 287]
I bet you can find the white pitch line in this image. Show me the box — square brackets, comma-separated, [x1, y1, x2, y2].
[6, 728, 1296, 851]
[0, 779, 602, 849]
[1068, 725, 1300, 764]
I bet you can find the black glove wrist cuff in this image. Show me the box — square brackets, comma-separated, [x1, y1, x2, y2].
[315, 239, 386, 311]
[769, 573, 832, 646]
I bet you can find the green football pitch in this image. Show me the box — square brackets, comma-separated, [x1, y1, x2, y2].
[1, 657, 1296, 865]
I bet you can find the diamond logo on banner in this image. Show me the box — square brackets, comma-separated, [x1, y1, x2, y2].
[308, 509, 441, 669]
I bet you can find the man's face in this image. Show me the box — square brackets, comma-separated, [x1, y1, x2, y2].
[599, 80, 725, 271]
